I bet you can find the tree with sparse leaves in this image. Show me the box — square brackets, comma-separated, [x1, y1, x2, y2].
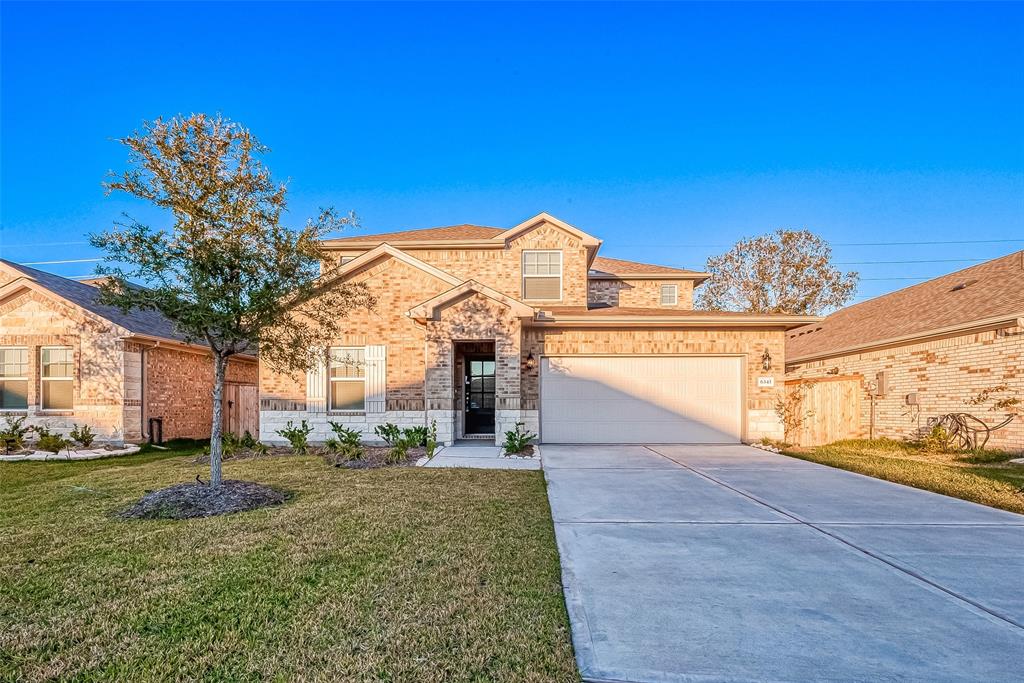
[91, 114, 373, 487]
[696, 229, 858, 315]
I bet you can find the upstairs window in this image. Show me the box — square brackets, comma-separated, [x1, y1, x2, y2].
[41, 347, 73, 410]
[522, 250, 563, 300]
[329, 347, 366, 411]
[0, 348, 28, 410]
[660, 284, 679, 306]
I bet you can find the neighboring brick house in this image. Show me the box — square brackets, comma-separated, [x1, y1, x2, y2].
[786, 251, 1024, 451]
[0, 261, 258, 443]
[259, 212, 817, 446]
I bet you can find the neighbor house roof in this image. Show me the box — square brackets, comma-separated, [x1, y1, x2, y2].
[0, 260, 250, 354]
[787, 251, 1024, 362]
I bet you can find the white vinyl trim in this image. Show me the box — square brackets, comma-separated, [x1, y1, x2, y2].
[660, 284, 678, 306]
[522, 250, 563, 301]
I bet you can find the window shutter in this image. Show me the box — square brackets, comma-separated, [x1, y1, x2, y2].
[306, 352, 327, 413]
[365, 345, 387, 413]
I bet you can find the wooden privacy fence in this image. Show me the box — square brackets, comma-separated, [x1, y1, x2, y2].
[784, 376, 862, 447]
[222, 382, 259, 437]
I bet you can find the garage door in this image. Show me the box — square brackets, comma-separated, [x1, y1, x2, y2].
[540, 356, 743, 443]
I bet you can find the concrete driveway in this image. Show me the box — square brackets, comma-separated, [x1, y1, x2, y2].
[544, 444, 1024, 683]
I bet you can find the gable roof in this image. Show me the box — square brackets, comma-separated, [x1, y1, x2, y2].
[787, 251, 1024, 362]
[321, 244, 463, 288]
[324, 224, 503, 246]
[0, 259, 191, 345]
[408, 280, 535, 321]
[589, 256, 710, 282]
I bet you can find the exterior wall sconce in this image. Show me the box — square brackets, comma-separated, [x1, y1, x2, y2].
[761, 348, 772, 371]
[525, 351, 537, 370]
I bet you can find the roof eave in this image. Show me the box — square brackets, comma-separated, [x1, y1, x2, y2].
[787, 314, 1024, 364]
[588, 272, 712, 282]
[530, 314, 821, 329]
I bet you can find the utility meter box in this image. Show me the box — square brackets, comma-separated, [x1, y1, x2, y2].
[905, 392, 919, 406]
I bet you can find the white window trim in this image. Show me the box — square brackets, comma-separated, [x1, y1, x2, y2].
[660, 284, 679, 306]
[0, 346, 29, 412]
[522, 249, 563, 301]
[328, 346, 367, 413]
[40, 346, 74, 411]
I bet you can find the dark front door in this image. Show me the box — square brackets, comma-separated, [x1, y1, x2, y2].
[465, 357, 496, 434]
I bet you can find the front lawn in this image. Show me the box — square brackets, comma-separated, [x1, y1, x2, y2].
[0, 447, 578, 682]
[783, 439, 1024, 515]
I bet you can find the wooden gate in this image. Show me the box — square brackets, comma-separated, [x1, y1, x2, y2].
[223, 383, 259, 437]
[784, 376, 862, 447]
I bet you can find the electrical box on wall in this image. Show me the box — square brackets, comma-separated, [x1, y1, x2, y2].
[905, 392, 918, 405]
[875, 371, 888, 397]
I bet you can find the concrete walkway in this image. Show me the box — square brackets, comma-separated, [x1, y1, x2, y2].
[421, 443, 541, 470]
[544, 444, 1024, 683]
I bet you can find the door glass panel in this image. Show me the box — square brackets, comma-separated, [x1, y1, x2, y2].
[482, 361, 495, 375]
[482, 377, 495, 392]
[471, 361, 482, 375]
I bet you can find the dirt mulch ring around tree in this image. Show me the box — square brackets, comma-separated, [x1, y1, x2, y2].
[324, 445, 425, 469]
[117, 480, 292, 520]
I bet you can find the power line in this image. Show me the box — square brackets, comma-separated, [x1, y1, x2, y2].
[0, 240, 89, 248]
[834, 258, 988, 265]
[20, 258, 101, 266]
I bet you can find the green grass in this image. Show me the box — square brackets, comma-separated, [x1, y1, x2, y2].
[784, 439, 1024, 515]
[0, 447, 578, 682]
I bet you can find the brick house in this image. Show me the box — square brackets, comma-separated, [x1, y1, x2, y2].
[786, 251, 1024, 451]
[259, 213, 817, 446]
[0, 260, 258, 443]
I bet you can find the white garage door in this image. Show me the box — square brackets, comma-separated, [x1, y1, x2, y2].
[540, 356, 743, 444]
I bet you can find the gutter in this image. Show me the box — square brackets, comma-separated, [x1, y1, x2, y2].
[529, 313, 822, 329]
[787, 314, 1024, 364]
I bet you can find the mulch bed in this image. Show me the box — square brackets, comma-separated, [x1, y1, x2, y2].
[506, 445, 536, 457]
[325, 445, 425, 469]
[117, 480, 292, 520]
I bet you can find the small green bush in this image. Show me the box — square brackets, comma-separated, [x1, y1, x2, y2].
[328, 421, 362, 447]
[425, 419, 438, 458]
[251, 441, 270, 457]
[402, 426, 428, 447]
[276, 420, 314, 455]
[374, 423, 401, 447]
[69, 423, 96, 448]
[0, 416, 31, 450]
[325, 441, 364, 466]
[221, 431, 243, 457]
[240, 430, 257, 449]
[502, 422, 537, 455]
[385, 441, 409, 465]
[37, 433, 70, 455]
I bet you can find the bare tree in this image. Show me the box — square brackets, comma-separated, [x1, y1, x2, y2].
[91, 114, 373, 486]
[696, 229, 858, 315]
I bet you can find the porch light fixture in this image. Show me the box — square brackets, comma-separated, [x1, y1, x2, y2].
[525, 351, 537, 370]
[761, 348, 772, 371]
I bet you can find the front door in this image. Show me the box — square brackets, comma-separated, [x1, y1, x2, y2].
[464, 356, 496, 434]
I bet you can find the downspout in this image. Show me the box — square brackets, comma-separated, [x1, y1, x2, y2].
[140, 346, 148, 441]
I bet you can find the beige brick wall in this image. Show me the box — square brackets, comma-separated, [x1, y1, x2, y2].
[391, 220, 592, 307]
[0, 290, 126, 440]
[522, 327, 787, 441]
[588, 279, 695, 309]
[787, 326, 1024, 451]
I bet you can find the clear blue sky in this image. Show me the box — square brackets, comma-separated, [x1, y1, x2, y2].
[1, 1, 1022, 303]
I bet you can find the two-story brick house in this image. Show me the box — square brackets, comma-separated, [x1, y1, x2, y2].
[259, 213, 819, 446]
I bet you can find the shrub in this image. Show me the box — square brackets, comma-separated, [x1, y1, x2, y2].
[276, 420, 314, 455]
[328, 421, 362, 447]
[921, 424, 953, 453]
[402, 426, 428, 447]
[240, 430, 257, 449]
[69, 423, 97, 448]
[251, 441, 270, 457]
[385, 440, 409, 465]
[0, 416, 32, 451]
[221, 431, 243, 457]
[374, 423, 402, 447]
[37, 433, 70, 455]
[502, 422, 537, 455]
[425, 419, 438, 458]
[324, 441, 364, 465]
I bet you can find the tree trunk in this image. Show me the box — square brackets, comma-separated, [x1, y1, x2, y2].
[209, 353, 227, 487]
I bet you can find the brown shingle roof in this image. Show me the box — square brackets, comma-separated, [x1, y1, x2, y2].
[323, 224, 503, 245]
[1, 260, 190, 344]
[787, 251, 1024, 361]
[589, 256, 705, 277]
